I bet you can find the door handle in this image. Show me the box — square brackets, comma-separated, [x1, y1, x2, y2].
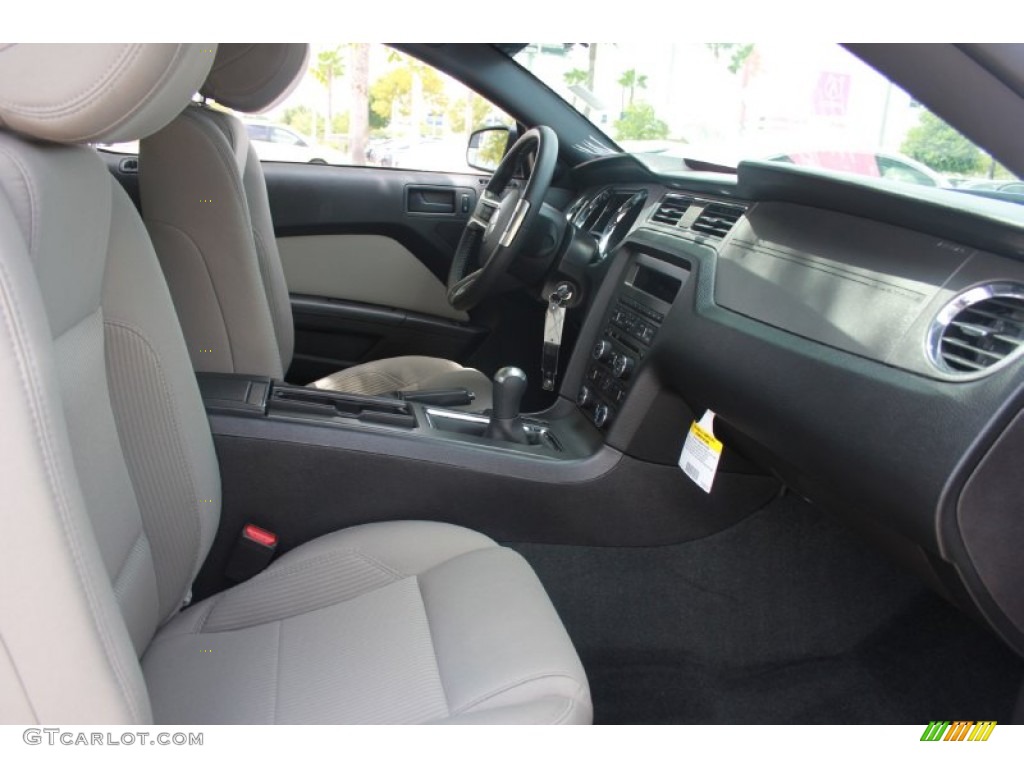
[406, 186, 456, 214]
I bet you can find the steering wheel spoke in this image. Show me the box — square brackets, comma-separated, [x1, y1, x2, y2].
[467, 190, 502, 231]
[498, 199, 531, 247]
[446, 126, 558, 311]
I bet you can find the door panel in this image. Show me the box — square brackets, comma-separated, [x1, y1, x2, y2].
[262, 162, 491, 383]
[287, 296, 486, 385]
[265, 163, 481, 282]
[277, 234, 466, 321]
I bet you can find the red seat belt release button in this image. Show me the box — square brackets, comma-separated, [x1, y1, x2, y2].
[243, 524, 278, 548]
[225, 524, 278, 582]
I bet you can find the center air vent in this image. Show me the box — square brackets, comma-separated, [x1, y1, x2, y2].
[928, 283, 1024, 375]
[651, 195, 692, 226]
[691, 202, 746, 238]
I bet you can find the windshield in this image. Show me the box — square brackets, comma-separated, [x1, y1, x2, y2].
[513, 43, 1019, 193]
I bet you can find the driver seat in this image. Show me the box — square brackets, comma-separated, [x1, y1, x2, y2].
[140, 44, 492, 410]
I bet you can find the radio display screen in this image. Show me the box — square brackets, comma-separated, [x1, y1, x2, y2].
[632, 264, 683, 304]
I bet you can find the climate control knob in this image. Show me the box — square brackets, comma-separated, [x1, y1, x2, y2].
[577, 385, 594, 409]
[611, 354, 635, 379]
[593, 403, 610, 429]
[592, 340, 614, 362]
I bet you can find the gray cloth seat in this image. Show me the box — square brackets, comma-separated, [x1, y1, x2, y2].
[0, 43, 590, 725]
[139, 43, 491, 411]
[145, 521, 589, 724]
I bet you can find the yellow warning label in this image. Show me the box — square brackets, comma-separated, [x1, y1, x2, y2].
[690, 423, 723, 454]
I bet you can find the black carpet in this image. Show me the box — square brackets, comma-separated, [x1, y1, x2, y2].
[511, 493, 1023, 724]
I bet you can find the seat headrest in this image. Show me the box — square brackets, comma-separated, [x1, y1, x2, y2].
[199, 44, 309, 114]
[0, 44, 216, 144]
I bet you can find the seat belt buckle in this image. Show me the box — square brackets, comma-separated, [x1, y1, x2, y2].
[225, 524, 278, 583]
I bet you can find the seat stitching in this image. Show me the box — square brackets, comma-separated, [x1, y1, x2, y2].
[272, 619, 282, 725]
[255, 547, 406, 584]
[141, 219, 236, 372]
[145, 596, 219, 647]
[0, 45, 138, 117]
[251, 228, 286, 367]
[551, 697, 576, 725]
[0, 631, 41, 723]
[182, 109, 254, 232]
[415, 575, 451, 718]
[146, 107, 273, 374]
[0, 146, 40, 262]
[450, 671, 583, 717]
[111, 529, 146, 590]
[197, 548, 406, 633]
[104, 319, 204, 612]
[0, 233, 143, 721]
[3, 46, 195, 145]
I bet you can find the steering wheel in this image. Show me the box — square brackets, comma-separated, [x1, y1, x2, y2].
[447, 126, 559, 311]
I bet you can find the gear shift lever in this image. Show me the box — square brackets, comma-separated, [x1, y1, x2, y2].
[485, 366, 528, 444]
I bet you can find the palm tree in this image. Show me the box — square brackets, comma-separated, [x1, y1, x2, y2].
[618, 68, 648, 113]
[564, 68, 588, 108]
[311, 47, 344, 142]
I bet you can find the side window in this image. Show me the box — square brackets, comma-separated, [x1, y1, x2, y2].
[262, 44, 513, 173]
[92, 44, 513, 174]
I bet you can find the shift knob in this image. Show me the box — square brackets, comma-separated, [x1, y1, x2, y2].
[492, 366, 527, 421]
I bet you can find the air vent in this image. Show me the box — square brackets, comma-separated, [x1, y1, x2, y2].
[928, 284, 1024, 375]
[651, 195, 692, 226]
[565, 194, 589, 222]
[691, 202, 745, 238]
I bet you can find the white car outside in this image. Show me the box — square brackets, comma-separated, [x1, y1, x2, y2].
[243, 121, 348, 165]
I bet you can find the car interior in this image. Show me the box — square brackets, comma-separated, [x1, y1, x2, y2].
[2, 42, 1024, 725]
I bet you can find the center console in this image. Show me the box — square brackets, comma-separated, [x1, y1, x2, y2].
[189, 247, 779, 605]
[196, 370, 604, 468]
[577, 252, 691, 431]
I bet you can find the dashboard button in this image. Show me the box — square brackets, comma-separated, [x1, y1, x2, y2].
[593, 403, 610, 429]
[577, 385, 594, 409]
[592, 339, 614, 361]
[611, 354, 635, 379]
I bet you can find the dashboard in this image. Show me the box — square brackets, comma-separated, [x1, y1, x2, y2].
[556, 158, 1024, 658]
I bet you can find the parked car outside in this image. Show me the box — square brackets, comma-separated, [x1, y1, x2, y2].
[242, 119, 348, 164]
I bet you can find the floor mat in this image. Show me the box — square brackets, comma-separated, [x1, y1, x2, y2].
[512, 493, 1023, 724]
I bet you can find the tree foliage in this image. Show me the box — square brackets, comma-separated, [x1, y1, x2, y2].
[564, 68, 589, 87]
[282, 105, 314, 138]
[369, 57, 446, 128]
[617, 68, 648, 110]
[901, 110, 982, 175]
[563, 67, 589, 109]
[447, 94, 493, 134]
[706, 43, 755, 74]
[310, 47, 344, 138]
[311, 47, 344, 89]
[613, 103, 669, 141]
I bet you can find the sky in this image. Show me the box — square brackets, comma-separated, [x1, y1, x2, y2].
[5, 0, 1022, 42]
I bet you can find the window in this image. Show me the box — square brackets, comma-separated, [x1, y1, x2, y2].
[252, 43, 512, 172]
[95, 44, 513, 175]
[512, 43, 1019, 192]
